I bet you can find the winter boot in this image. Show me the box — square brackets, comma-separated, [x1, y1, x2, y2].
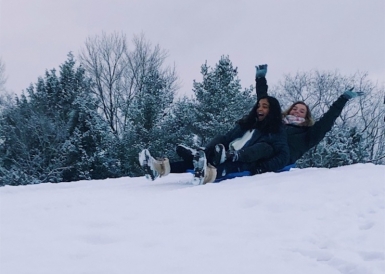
[192, 150, 216, 185]
[192, 150, 206, 185]
[176, 144, 197, 162]
[204, 164, 217, 184]
[139, 149, 170, 181]
[212, 144, 226, 166]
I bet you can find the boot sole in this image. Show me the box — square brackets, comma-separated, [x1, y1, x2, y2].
[139, 149, 157, 181]
[192, 150, 207, 185]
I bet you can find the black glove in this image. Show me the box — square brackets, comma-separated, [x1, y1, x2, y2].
[255, 64, 268, 79]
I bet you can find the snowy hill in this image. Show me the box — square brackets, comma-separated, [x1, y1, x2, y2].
[1, 163, 384, 274]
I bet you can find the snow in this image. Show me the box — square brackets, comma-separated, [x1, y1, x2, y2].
[1, 163, 384, 274]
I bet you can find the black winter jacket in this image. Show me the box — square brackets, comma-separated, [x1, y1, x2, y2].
[205, 124, 289, 173]
[256, 77, 349, 165]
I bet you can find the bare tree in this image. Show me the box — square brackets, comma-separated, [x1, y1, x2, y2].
[0, 58, 14, 114]
[79, 32, 129, 135]
[122, 33, 179, 131]
[272, 70, 355, 116]
[0, 58, 7, 93]
[79, 32, 179, 136]
[353, 74, 385, 163]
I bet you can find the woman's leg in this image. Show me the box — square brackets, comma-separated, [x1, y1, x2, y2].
[238, 142, 274, 162]
[170, 160, 193, 173]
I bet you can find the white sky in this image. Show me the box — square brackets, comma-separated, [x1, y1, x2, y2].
[1, 0, 384, 96]
[1, 163, 384, 273]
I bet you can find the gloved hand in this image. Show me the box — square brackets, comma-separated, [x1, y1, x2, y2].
[255, 64, 268, 78]
[342, 87, 364, 100]
[226, 150, 240, 162]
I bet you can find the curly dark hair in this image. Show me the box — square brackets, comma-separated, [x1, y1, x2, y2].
[237, 96, 283, 134]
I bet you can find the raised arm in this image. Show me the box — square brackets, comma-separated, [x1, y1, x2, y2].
[307, 87, 364, 148]
[255, 64, 268, 99]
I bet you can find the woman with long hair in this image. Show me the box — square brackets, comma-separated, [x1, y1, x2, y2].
[255, 64, 363, 166]
[139, 95, 289, 185]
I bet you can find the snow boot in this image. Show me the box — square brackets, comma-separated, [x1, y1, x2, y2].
[192, 150, 217, 185]
[139, 149, 170, 181]
[212, 144, 226, 166]
[204, 164, 217, 184]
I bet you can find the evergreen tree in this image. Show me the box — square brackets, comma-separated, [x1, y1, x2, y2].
[298, 126, 369, 168]
[61, 92, 120, 181]
[121, 69, 175, 176]
[0, 94, 65, 185]
[0, 53, 118, 185]
[158, 97, 198, 161]
[190, 55, 255, 146]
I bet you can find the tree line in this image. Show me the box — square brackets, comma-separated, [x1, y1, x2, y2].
[0, 33, 384, 186]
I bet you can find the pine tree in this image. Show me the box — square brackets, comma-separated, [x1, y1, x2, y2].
[157, 97, 198, 161]
[297, 126, 370, 168]
[0, 93, 65, 185]
[190, 55, 255, 146]
[61, 92, 120, 181]
[0, 53, 118, 185]
[120, 69, 175, 176]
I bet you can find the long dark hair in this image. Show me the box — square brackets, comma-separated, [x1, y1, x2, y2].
[237, 96, 283, 134]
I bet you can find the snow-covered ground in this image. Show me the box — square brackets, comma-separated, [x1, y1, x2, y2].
[1, 163, 384, 274]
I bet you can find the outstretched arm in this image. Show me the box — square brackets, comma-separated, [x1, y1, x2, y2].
[307, 88, 364, 148]
[255, 64, 268, 99]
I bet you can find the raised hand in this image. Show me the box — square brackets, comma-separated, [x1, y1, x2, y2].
[343, 87, 364, 99]
[255, 64, 268, 78]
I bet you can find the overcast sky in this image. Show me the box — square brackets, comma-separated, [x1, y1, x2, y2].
[1, 0, 384, 97]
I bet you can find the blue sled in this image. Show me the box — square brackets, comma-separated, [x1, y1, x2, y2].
[187, 163, 296, 183]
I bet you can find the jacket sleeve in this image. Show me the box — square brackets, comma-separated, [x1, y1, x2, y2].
[204, 125, 241, 154]
[258, 129, 290, 172]
[307, 95, 349, 149]
[256, 77, 268, 99]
